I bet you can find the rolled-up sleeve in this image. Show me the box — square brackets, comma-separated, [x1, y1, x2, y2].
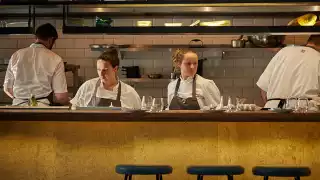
[52, 60, 68, 93]
[3, 55, 15, 89]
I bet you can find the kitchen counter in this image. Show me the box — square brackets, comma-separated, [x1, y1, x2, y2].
[0, 109, 320, 122]
[1, 109, 320, 180]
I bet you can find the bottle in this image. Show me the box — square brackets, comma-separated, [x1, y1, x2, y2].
[28, 94, 38, 107]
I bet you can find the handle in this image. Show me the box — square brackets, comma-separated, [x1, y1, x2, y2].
[189, 39, 204, 47]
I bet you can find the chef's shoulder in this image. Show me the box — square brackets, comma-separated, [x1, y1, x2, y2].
[78, 77, 99, 92]
[196, 75, 217, 88]
[167, 78, 178, 90]
[120, 81, 139, 96]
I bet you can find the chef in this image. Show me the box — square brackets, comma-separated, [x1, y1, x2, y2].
[70, 48, 141, 109]
[167, 49, 220, 110]
[3, 23, 69, 106]
[256, 35, 320, 109]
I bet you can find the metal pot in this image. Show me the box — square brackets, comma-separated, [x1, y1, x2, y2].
[247, 35, 285, 48]
[231, 35, 246, 48]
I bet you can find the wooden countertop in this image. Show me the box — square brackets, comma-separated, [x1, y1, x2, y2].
[0, 109, 320, 122]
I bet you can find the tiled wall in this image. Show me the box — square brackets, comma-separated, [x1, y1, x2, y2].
[0, 16, 310, 106]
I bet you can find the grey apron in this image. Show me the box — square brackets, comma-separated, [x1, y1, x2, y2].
[88, 79, 122, 107]
[169, 75, 200, 110]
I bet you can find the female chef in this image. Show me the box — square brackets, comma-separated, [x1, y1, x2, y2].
[70, 48, 141, 109]
[167, 49, 221, 110]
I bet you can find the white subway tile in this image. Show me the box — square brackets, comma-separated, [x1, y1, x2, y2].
[84, 49, 101, 58]
[273, 17, 294, 26]
[154, 18, 173, 26]
[263, 50, 277, 58]
[120, 59, 134, 67]
[66, 49, 85, 58]
[284, 36, 295, 44]
[242, 88, 261, 99]
[243, 68, 264, 78]
[66, 77, 74, 87]
[36, 19, 56, 28]
[153, 38, 173, 45]
[205, 68, 225, 77]
[294, 35, 309, 45]
[94, 39, 114, 44]
[233, 78, 254, 87]
[114, 37, 134, 45]
[84, 68, 98, 80]
[254, 58, 270, 68]
[224, 68, 244, 77]
[212, 37, 232, 45]
[253, 17, 273, 26]
[133, 59, 154, 69]
[65, 58, 95, 68]
[220, 87, 243, 98]
[52, 49, 66, 58]
[17, 39, 34, 49]
[0, 49, 17, 58]
[153, 79, 170, 88]
[113, 19, 134, 27]
[133, 82, 154, 88]
[233, 17, 254, 26]
[211, 59, 234, 68]
[85, 35, 104, 39]
[213, 78, 233, 88]
[74, 39, 94, 49]
[143, 68, 162, 75]
[133, 36, 153, 45]
[55, 39, 74, 49]
[153, 59, 172, 68]
[234, 58, 254, 67]
[124, 51, 162, 59]
[0, 39, 17, 48]
[162, 67, 173, 77]
[135, 87, 163, 98]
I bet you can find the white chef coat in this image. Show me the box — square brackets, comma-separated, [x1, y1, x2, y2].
[167, 74, 221, 109]
[3, 43, 68, 106]
[70, 77, 141, 109]
[256, 46, 320, 108]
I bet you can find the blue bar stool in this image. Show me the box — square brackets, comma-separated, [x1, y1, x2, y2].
[187, 165, 245, 180]
[252, 166, 311, 180]
[116, 164, 173, 180]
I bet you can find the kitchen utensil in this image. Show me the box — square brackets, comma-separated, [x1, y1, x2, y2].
[190, 20, 200, 26]
[288, 13, 317, 26]
[199, 20, 231, 26]
[247, 35, 285, 48]
[148, 73, 162, 79]
[121, 66, 141, 78]
[231, 35, 247, 48]
[96, 16, 113, 27]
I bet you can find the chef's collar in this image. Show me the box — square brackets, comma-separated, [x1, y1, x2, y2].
[99, 80, 120, 92]
[30, 43, 46, 48]
[180, 75, 195, 83]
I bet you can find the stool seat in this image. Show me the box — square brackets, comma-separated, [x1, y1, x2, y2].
[116, 165, 173, 175]
[252, 166, 311, 177]
[187, 165, 245, 175]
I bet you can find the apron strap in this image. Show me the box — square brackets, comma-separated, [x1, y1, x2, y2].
[192, 75, 197, 98]
[93, 79, 121, 102]
[174, 78, 181, 97]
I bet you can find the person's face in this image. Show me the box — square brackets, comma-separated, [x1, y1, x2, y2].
[178, 52, 198, 77]
[97, 59, 118, 84]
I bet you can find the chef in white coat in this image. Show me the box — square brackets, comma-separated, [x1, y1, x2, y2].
[3, 23, 69, 106]
[70, 48, 141, 109]
[256, 35, 320, 109]
[167, 49, 220, 110]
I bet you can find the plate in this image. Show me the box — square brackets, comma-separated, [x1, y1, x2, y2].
[269, 108, 293, 113]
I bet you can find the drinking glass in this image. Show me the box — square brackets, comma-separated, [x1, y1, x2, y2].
[150, 98, 164, 112]
[297, 97, 309, 113]
[141, 96, 153, 111]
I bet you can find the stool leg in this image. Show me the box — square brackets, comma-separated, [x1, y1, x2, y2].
[160, 174, 163, 180]
[197, 175, 203, 180]
[156, 174, 162, 180]
[124, 174, 128, 180]
[128, 175, 132, 180]
[264, 176, 268, 180]
[227, 175, 233, 180]
[294, 177, 300, 180]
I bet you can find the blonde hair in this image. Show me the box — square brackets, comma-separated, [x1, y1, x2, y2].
[172, 48, 197, 68]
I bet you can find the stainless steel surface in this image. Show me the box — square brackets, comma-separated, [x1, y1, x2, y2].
[247, 35, 285, 48]
[231, 35, 246, 48]
[0, 3, 320, 15]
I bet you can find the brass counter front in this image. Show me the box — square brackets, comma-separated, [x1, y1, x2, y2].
[0, 120, 319, 180]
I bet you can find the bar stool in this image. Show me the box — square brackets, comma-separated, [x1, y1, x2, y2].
[116, 164, 173, 180]
[187, 165, 245, 180]
[252, 166, 311, 180]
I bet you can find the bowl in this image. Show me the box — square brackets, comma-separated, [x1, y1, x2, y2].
[148, 74, 162, 79]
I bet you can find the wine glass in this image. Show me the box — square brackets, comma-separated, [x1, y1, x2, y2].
[150, 98, 164, 112]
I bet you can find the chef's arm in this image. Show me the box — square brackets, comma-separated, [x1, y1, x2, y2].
[4, 88, 14, 99]
[260, 89, 267, 104]
[54, 92, 70, 105]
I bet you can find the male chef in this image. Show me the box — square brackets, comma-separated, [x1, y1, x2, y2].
[257, 35, 320, 109]
[3, 23, 69, 106]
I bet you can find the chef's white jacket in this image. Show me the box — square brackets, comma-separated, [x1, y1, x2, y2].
[257, 46, 320, 108]
[167, 74, 221, 109]
[3, 43, 68, 105]
[70, 77, 142, 110]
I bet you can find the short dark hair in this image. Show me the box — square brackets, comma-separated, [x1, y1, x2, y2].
[308, 35, 320, 45]
[98, 47, 120, 68]
[35, 23, 58, 40]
